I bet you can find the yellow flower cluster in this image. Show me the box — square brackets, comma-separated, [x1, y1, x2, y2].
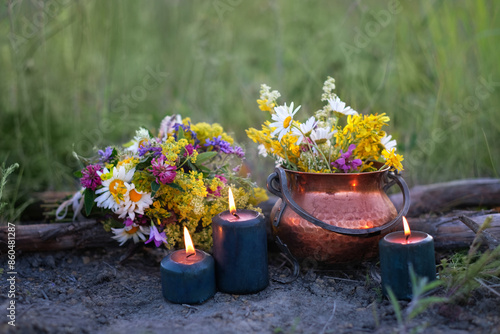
[189, 118, 234, 146]
[246, 122, 301, 166]
[161, 137, 185, 165]
[258, 98, 275, 112]
[247, 77, 404, 173]
[382, 148, 404, 172]
[145, 173, 265, 250]
[336, 113, 390, 162]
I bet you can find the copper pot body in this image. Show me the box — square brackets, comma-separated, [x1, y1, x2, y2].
[271, 168, 398, 264]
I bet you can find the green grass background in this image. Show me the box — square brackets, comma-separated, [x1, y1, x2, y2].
[1, 0, 499, 197]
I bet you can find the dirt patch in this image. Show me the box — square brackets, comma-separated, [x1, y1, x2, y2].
[1, 246, 499, 334]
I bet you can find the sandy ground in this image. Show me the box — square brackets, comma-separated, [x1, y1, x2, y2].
[1, 245, 500, 334]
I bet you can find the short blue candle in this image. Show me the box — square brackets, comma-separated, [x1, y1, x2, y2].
[212, 209, 268, 294]
[160, 249, 216, 304]
[379, 231, 436, 300]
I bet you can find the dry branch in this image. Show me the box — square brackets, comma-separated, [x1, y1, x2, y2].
[409, 213, 500, 250]
[390, 178, 500, 217]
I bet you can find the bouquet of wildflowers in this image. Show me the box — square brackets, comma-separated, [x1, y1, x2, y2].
[246, 77, 404, 173]
[62, 115, 268, 250]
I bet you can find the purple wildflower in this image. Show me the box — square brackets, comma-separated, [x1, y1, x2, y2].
[80, 164, 103, 191]
[231, 145, 245, 158]
[204, 136, 245, 157]
[98, 146, 113, 163]
[138, 142, 163, 158]
[173, 122, 199, 144]
[149, 155, 177, 184]
[145, 225, 168, 247]
[331, 144, 362, 173]
[124, 218, 134, 227]
[205, 136, 232, 153]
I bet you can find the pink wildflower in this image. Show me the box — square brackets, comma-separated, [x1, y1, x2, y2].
[80, 164, 103, 191]
[149, 155, 176, 184]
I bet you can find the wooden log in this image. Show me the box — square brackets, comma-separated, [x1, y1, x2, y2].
[389, 178, 500, 217]
[0, 220, 115, 253]
[2, 204, 499, 253]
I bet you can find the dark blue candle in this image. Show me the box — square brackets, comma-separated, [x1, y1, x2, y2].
[161, 227, 216, 304]
[379, 222, 436, 300]
[212, 209, 268, 294]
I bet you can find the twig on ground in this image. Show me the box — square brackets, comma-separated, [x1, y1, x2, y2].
[475, 278, 500, 298]
[103, 261, 117, 276]
[182, 304, 199, 318]
[319, 300, 336, 334]
[459, 215, 499, 250]
[328, 277, 362, 283]
[118, 242, 141, 264]
[120, 283, 134, 293]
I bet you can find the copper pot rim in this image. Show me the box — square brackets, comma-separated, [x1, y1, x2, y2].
[281, 161, 389, 176]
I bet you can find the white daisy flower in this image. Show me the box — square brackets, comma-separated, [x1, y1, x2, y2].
[310, 127, 335, 144]
[269, 102, 301, 141]
[381, 134, 397, 152]
[126, 128, 152, 154]
[158, 114, 182, 139]
[257, 144, 268, 158]
[111, 224, 149, 246]
[291, 116, 317, 144]
[327, 97, 358, 116]
[116, 183, 153, 221]
[95, 166, 135, 211]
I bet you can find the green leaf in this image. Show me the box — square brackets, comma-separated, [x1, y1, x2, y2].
[196, 151, 217, 164]
[122, 140, 135, 148]
[167, 182, 185, 192]
[386, 287, 403, 327]
[136, 157, 153, 170]
[111, 147, 118, 159]
[84, 188, 96, 216]
[177, 127, 185, 140]
[199, 165, 211, 173]
[151, 181, 161, 197]
[187, 160, 198, 172]
[74, 170, 83, 178]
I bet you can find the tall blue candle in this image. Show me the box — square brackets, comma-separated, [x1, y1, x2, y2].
[212, 189, 268, 294]
[379, 217, 436, 300]
[161, 227, 216, 304]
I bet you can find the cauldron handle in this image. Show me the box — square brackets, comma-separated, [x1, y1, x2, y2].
[267, 167, 410, 237]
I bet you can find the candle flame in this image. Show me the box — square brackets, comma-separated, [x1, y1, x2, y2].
[403, 217, 411, 241]
[228, 187, 237, 216]
[183, 226, 196, 255]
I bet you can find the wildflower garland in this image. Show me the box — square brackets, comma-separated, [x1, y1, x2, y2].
[66, 115, 268, 250]
[246, 77, 404, 173]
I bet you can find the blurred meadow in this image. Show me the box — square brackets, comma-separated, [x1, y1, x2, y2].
[1, 0, 499, 204]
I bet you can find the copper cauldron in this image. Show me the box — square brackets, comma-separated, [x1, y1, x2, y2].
[267, 165, 410, 265]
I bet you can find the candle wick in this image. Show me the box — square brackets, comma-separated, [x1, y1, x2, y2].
[186, 252, 195, 258]
[405, 234, 410, 243]
[232, 212, 240, 219]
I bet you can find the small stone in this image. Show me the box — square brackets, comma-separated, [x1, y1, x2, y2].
[95, 272, 114, 284]
[28, 257, 41, 268]
[82, 256, 91, 265]
[43, 255, 56, 268]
